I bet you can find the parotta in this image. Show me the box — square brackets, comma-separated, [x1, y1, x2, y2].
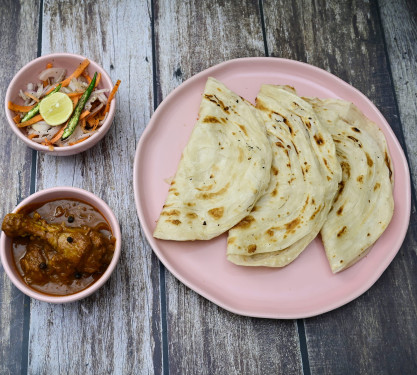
[307, 98, 394, 273]
[226, 85, 341, 267]
[153, 77, 272, 241]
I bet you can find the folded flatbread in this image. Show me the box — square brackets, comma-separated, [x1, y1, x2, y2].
[153, 77, 272, 241]
[307, 98, 394, 273]
[227, 85, 341, 267]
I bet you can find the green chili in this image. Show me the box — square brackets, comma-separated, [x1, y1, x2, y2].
[61, 72, 97, 141]
[21, 84, 62, 123]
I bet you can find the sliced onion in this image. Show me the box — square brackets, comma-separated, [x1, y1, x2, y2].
[85, 90, 109, 109]
[97, 93, 108, 103]
[87, 103, 104, 119]
[36, 83, 46, 96]
[31, 121, 51, 132]
[91, 89, 109, 95]
[19, 90, 28, 102]
[59, 123, 86, 146]
[27, 121, 60, 141]
[38, 68, 66, 83]
[68, 78, 83, 92]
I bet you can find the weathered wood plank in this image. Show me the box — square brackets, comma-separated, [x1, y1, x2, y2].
[0, 1, 40, 374]
[154, 1, 303, 374]
[262, 0, 417, 373]
[27, 1, 162, 374]
[155, 0, 266, 99]
[380, 0, 417, 188]
[1, 0, 414, 373]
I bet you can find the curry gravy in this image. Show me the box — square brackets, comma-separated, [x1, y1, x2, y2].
[11, 198, 115, 296]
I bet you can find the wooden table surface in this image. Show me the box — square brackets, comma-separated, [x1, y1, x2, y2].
[1, 0, 416, 374]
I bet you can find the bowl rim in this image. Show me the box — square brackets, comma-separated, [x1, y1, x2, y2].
[4, 52, 116, 155]
[0, 186, 122, 303]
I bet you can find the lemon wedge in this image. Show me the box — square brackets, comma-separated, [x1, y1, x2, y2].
[39, 92, 73, 126]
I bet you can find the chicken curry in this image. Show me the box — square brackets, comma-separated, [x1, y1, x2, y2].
[1, 199, 115, 296]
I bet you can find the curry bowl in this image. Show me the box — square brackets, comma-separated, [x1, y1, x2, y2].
[5, 53, 117, 156]
[0, 187, 121, 303]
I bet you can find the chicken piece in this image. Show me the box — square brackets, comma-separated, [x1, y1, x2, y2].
[19, 241, 49, 284]
[2, 213, 114, 278]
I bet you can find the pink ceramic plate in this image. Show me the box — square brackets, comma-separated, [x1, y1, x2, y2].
[133, 58, 410, 319]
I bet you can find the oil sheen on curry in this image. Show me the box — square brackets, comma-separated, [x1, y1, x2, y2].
[1, 199, 115, 296]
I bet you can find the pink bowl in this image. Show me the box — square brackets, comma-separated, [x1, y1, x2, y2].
[5, 53, 116, 156]
[0, 187, 121, 303]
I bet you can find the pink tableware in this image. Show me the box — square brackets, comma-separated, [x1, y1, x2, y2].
[134, 57, 410, 319]
[5, 53, 116, 156]
[0, 187, 121, 303]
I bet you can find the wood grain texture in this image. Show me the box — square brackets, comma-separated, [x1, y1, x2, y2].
[167, 291, 302, 375]
[263, 0, 403, 139]
[26, 1, 162, 374]
[262, 0, 417, 373]
[154, 1, 303, 374]
[1, 0, 416, 374]
[154, 0, 265, 98]
[0, 1, 40, 374]
[380, 0, 417, 187]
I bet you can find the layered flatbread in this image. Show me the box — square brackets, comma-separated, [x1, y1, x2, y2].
[227, 85, 341, 266]
[153, 77, 272, 241]
[307, 98, 394, 273]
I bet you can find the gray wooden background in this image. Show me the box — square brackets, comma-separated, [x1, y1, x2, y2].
[0, 0, 416, 374]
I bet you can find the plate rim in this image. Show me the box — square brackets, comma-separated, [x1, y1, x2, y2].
[133, 57, 411, 319]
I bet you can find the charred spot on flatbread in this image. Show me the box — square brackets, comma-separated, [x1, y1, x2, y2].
[307, 97, 394, 273]
[153, 77, 272, 241]
[227, 85, 341, 268]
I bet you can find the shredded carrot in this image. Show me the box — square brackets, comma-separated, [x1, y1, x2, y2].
[50, 132, 63, 144]
[93, 120, 101, 131]
[41, 138, 52, 146]
[94, 73, 101, 88]
[45, 59, 90, 95]
[103, 79, 121, 114]
[13, 114, 21, 124]
[69, 135, 90, 146]
[17, 114, 43, 128]
[50, 120, 69, 144]
[80, 110, 90, 120]
[82, 71, 92, 83]
[41, 138, 54, 150]
[28, 133, 38, 140]
[87, 117, 99, 128]
[66, 91, 84, 98]
[43, 63, 53, 86]
[24, 92, 40, 103]
[71, 96, 80, 108]
[8, 101, 36, 113]
[60, 59, 90, 87]
[45, 86, 57, 96]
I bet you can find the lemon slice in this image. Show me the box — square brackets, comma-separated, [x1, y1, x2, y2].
[39, 92, 73, 126]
